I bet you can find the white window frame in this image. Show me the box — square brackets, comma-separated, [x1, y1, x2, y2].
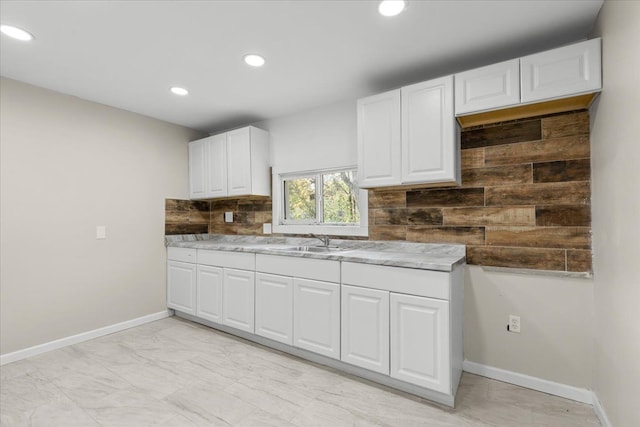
[272, 166, 368, 237]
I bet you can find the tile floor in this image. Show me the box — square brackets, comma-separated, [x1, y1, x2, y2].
[1, 317, 600, 426]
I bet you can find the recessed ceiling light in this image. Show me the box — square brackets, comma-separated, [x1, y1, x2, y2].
[0, 24, 34, 41]
[170, 87, 189, 96]
[378, 0, 406, 17]
[244, 54, 265, 67]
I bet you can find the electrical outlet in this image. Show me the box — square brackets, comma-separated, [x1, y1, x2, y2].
[96, 225, 106, 239]
[508, 315, 521, 333]
[224, 212, 233, 223]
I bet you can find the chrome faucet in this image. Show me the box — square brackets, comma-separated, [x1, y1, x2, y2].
[309, 233, 330, 247]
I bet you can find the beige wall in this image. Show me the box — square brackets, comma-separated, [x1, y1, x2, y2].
[590, 1, 640, 425]
[0, 78, 203, 355]
[464, 266, 593, 389]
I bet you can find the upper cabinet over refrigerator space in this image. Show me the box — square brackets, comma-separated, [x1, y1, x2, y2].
[455, 38, 602, 126]
[189, 126, 270, 200]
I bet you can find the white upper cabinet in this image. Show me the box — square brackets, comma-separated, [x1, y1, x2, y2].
[188, 126, 270, 199]
[207, 133, 228, 198]
[188, 138, 207, 199]
[455, 38, 602, 116]
[357, 77, 459, 189]
[521, 38, 602, 103]
[357, 90, 402, 188]
[454, 59, 520, 115]
[402, 76, 458, 185]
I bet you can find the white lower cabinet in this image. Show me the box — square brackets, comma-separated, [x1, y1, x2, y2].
[390, 293, 450, 394]
[341, 285, 389, 374]
[255, 273, 293, 345]
[293, 278, 340, 359]
[222, 268, 255, 333]
[196, 265, 223, 323]
[167, 260, 196, 315]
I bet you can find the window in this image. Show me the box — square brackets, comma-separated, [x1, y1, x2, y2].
[274, 167, 368, 236]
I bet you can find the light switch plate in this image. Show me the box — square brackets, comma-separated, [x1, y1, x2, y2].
[224, 212, 234, 223]
[263, 223, 272, 234]
[96, 225, 106, 239]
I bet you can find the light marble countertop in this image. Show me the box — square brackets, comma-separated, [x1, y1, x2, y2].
[165, 234, 466, 272]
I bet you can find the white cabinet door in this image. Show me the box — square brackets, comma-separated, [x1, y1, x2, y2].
[357, 89, 402, 188]
[401, 75, 459, 185]
[167, 260, 196, 315]
[341, 285, 390, 374]
[454, 59, 521, 115]
[206, 133, 228, 198]
[293, 278, 340, 359]
[226, 127, 252, 196]
[188, 139, 207, 199]
[196, 265, 223, 324]
[521, 38, 601, 103]
[255, 273, 293, 345]
[222, 268, 255, 333]
[390, 293, 450, 394]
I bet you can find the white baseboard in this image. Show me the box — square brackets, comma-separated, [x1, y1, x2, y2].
[0, 310, 172, 366]
[462, 360, 593, 404]
[592, 393, 612, 427]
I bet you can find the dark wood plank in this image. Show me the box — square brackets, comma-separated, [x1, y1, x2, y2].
[238, 200, 272, 212]
[542, 111, 589, 139]
[533, 159, 590, 183]
[461, 120, 541, 149]
[406, 208, 443, 225]
[372, 208, 407, 225]
[165, 223, 209, 235]
[567, 250, 592, 272]
[368, 191, 406, 208]
[369, 225, 407, 241]
[191, 200, 211, 212]
[443, 207, 535, 226]
[466, 246, 566, 271]
[536, 205, 591, 226]
[165, 199, 191, 211]
[484, 135, 590, 166]
[237, 223, 264, 235]
[210, 223, 239, 235]
[485, 226, 591, 249]
[188, 207, 210, 224]
[461, 148, 485, 170]
[486, 182, 590, 206]
[165, 211, 190, 223]
[461, 164, 532, 187]
[407, 188, 485, 207]
[210, 200, 239, 211]
[406, 226, 485, 245]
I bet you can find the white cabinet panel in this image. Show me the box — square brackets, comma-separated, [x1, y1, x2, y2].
[293, 278, 340, 359]
[222, 268, 255, 333]
[401, 76, 458, 184]
[196, 265, 223, 323]
[521, 38, 601, 103]
[227, 127, 252, 196]
[188, 139, 207, 199]
[167, 247, 197, 263]
[390, 293, 450, 394]
[255, 273, 293, 345]
[167, 260, 196, 315]
[341, 285, 389, 374]
[255, 254, 340, 283]
[454, 59, 520, 115]
[357, 89, 402, 188]
[207, 133, 227, 198]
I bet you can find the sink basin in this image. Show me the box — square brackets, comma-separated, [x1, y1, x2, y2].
[267, 245, 346, 253]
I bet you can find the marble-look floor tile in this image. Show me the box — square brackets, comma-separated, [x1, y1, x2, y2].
[0, 317, 601, 427]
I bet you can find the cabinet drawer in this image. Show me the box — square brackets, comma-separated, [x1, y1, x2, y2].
[342, 262, 449, 300]
[197, 249, 255, 270]
[255, 254, 340, 283]
[167, 247, 197, 263]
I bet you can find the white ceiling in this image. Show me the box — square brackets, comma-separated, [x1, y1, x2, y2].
[0, 0, 603, 133]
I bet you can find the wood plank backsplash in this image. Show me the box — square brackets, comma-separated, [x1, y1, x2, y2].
[165, 110, 592, 273]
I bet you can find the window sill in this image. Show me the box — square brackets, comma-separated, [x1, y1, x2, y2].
[272, 223, 369, 237]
